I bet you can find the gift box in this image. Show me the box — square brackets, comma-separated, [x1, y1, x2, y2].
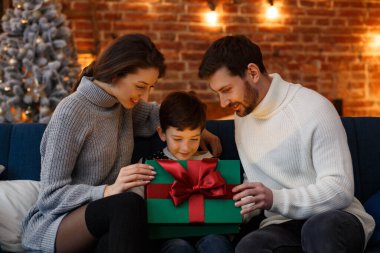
[145, 159, 242, 239]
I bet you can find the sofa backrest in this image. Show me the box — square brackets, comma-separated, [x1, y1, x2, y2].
[1, 117, 380, 203]
[0, 123, 46, 181]
[341, 118, 380, 203]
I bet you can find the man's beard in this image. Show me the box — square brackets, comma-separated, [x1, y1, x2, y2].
[232, 80, 259, 117]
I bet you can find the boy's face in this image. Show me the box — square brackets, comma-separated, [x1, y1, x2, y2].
[158, 126, 202, 160]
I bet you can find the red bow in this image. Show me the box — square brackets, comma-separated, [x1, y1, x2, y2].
[156, 158, 227, 223]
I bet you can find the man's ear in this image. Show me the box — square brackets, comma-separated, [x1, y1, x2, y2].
[247, 63, 260, 83]
[157, 127, 166, 142]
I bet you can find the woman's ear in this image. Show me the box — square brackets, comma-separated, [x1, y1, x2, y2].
[157, 127, 166, 142]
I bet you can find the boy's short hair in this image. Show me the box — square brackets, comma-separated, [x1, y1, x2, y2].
[159, 91, 207, 132]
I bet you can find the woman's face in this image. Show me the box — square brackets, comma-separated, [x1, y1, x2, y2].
[111, 68, 159, 109]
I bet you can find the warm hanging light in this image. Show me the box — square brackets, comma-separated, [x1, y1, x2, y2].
[206, 11, 218, 26]
[206, 0, 218, 26]
[266, 0, 279, 20]
[374, 35, 380, 47]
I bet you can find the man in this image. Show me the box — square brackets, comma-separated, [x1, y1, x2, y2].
[198, 35, 374, 253]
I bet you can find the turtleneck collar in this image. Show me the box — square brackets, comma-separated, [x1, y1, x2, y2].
[163, 147, 177, 160]
[250, 73, 290, 119]
[76, 76, 119, 108]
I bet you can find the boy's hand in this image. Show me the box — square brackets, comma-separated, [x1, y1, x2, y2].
[200, 129, 222, 157]
[104, 163, 156, 197]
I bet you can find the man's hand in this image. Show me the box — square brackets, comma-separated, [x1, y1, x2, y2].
[232, 182, 273, 215]
[200, 129, 222, 157]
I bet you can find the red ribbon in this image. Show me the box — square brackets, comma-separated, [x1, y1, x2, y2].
[155, 158, 227, 223]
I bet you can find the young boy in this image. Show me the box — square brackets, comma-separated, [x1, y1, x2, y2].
[143, 91, 234, 253]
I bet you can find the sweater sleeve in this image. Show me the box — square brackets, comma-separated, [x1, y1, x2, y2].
[270, 96, 354, 219]
[37, 99, 106, 215]
[132, 100, 160, 137]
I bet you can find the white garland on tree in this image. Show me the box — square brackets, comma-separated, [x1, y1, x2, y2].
[0, 0, 80, 123]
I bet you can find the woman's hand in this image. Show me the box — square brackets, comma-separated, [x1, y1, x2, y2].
[200, 129, 222, 157]
[104, 163, 156, 197]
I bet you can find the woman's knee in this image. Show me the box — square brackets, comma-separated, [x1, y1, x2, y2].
[109, 192, 147, 225]
[110, 192, 146, 215]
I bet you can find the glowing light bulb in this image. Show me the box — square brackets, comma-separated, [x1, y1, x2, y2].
[266, 5, 279, 20]
[206, 10, 218, 26]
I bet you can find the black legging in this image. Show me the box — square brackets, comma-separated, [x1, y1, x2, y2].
[86, 192, 148, 253]
[55, 192, 147, 253]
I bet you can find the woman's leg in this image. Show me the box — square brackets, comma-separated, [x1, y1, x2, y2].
[56, 192, 147, 253]
[55, 204, 96, 253]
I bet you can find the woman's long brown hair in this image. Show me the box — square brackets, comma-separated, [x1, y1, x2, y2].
[71, 34, 166, 92]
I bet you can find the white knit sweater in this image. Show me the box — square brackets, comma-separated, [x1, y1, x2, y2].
[235, 73, 375, 244]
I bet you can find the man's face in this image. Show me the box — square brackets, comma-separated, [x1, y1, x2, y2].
[209, 67, 259, 117]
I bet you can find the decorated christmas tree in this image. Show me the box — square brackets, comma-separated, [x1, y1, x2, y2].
[0, 0, 80, 123]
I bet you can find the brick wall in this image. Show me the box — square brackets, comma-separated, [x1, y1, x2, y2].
[60, 0, 380, 118]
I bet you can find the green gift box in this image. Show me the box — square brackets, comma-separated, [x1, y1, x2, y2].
[145, 159, 242, 239]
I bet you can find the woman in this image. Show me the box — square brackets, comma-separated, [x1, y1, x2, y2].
[21, 34, 221, 253]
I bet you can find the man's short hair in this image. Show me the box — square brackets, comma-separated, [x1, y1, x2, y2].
[199, 35, 267, 79]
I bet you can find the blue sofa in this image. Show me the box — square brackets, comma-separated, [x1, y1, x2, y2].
[1, 118, 380, 253]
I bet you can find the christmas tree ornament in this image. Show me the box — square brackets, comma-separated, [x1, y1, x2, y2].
[36, 36, 43, 44]
[9, 58, 18, 66]
[0, 0, 80, 123]
[33, 10, 42, 19]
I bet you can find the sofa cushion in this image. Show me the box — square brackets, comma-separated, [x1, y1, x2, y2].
[364, 190, 380, 247]
[0, 124, 12, 180]
[5, 124, 46, 181]
[0, 180, 40, 252]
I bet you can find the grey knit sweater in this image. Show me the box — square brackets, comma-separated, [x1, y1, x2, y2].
[21, 77, 159, 252]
